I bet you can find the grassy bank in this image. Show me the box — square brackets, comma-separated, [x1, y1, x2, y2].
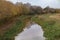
[1, 13, 60, 40]
[0, 15, 32, 40]
[31, 13, 60, 40]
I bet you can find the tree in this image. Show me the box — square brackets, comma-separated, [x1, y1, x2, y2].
[44, 6, 56, 13]
[0, 1, 17, 20]
[30, 6, 42, 15]
[0, 0, 19, 25]
[16, 2, 30, 15]
[55, 9, 60, 13]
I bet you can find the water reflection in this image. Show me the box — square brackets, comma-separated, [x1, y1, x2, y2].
[15, 24, 45, 40]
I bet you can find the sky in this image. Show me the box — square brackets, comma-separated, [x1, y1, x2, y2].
[6, 0, 60, 8]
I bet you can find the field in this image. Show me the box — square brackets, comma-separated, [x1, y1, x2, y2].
[0, 13, 60, 40]
[0, 0, 60, 40]
[32, 13, 60, 40]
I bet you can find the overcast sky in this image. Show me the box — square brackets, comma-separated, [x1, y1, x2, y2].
[7, 0, 60, 8]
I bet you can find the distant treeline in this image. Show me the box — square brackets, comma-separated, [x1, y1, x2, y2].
[0, 0, 60, 21]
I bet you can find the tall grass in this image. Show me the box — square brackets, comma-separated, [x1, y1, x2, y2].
[31, 14, 60, 40]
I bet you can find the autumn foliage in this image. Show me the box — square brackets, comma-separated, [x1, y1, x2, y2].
[0, 0, 60, 24]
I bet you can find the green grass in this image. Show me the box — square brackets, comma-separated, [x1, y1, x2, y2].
[0, 20, 25, 40]
[31, 14, 60, 40]
[3, 21, 25, 37]
[0, 15, 31, 40]
[1, 14, 60, 40]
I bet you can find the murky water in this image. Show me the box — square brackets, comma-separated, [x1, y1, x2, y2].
[15, 24, 45, 40]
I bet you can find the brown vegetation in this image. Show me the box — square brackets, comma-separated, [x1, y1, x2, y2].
[49, 14, 60, 20]
[0, 0, 60, 39]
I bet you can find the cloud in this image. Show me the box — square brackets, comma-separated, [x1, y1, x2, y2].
[49, 0, 60, 8]
[6, 0, 60, 8]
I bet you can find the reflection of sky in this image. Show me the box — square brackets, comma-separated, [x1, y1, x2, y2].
[7, 0, 60, 8]
[15, 24, 45, 40]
